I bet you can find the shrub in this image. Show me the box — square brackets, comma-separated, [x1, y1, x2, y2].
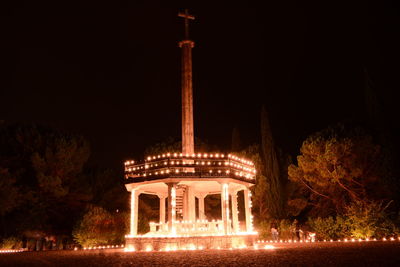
[307, 216, 349, 240]
[73, 205, 126, 247]
[0, 237, 22, 249]
[255, 219, 296, 240]
[255, 220, 272, 239]
[278, 219, 292, 240]
[345, 200, 396, 239]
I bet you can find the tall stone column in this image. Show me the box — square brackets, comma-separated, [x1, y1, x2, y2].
[179, 38, 195, 155]
[220, 183, 230, 234]
[167, 183, 177, 234]
[187, 186, 196, 222]
[183, 187, 189, 221]
[159, 195, 166, 224]
[243, 188, 253, 232]
[130, 189, 140, 236]
[231, 191, 239, 233]
[198, 194, 206, 220]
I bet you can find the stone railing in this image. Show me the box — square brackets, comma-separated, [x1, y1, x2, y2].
[148, 220, 225, 236]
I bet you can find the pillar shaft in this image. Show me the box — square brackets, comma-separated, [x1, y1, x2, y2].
[167, 183, 177, 234]
[198, 196, 205, 220]
[183, 187, 189, 221]
[179, 40, 195, 155]
[130, 190, 140, 236]
[187, 186, 196, 222]
[159, 196, 166, 224]
[231, 192, 239, 233]
[244, 188, 253, 232]
[220, 183, 230, 234]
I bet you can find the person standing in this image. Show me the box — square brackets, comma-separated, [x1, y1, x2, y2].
[294, 219, 301, 241]
[271, 223, 279, 241]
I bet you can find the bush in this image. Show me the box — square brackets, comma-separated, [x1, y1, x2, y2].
[345, 200, 396, 239]
[0, 237, 22, 249]
[278, 219, 292, 240]
[255, 220, 272, 239]
[255, 219, 295, 240]
[73, 205, 127, 247]
[307, 216, 349, 240]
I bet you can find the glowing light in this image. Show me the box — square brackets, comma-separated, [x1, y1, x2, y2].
[0, 249, 24, 253]
[124, 246, 136, 252]
[264, 245, 275, 250]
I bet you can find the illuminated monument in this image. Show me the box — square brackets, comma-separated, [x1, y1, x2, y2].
[124, 10, 257, 251]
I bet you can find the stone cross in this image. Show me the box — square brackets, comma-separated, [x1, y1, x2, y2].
[178, 9, 195, 40]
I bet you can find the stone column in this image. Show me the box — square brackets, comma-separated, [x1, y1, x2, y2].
[198, 195, 206, 220]
[167, 183, 177, 234]
[220, 183, 230, 234]
[243, 188, 253, 232]
[231, 191, 239, 233]
[179, 39, 195, 155]
[130, 189, 140, 236]
[183, 186, 188, 221]
[187, 186, 196, 222]
[159, 195, 166, 224]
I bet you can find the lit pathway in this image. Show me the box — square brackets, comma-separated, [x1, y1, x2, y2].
[1, 241, 400, 266]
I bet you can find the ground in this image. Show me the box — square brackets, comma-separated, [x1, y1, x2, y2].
[1, 241, 400, 266]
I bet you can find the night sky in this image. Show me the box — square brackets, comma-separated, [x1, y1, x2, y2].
[1, 2, 399, 169]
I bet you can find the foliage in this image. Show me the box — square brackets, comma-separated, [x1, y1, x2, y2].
[307, 200, 398, 240]
[0, 123, 93, 239]
[286, 197, 308, 217]
[0, 168, 20, 216]
[239, 144, 268, 222]
[238, 107, 291, 221]
[73, 205, 126, 247]
[85, 168, 129, 212]
[0, 236, 22, 249]
[307, 216, 349, 240]
[288, 124, 384, 214]
[344, 200, 396, 239]
[31, 133, 90, 197]
[144, 137, 211, 156]
[144, 137, 181, 156]
[255, 219, 295, 240]
[137, 195, 159, 234]
[278, 219, 292, 240]
[255, 220, 272, 239]
[260, 107, 286, 219]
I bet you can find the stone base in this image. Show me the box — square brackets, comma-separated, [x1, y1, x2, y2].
[125, 234, 258, 251]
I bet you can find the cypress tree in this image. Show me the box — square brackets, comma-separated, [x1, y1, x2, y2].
[260, 106, 284, 218]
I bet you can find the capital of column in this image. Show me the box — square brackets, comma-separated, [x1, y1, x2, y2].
[179, 40, 195, 48]
[229, 188, 240, 196]
[157, 193, 168, 199]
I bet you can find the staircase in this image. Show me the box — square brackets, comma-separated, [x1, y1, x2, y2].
[176, 191, 184, 218]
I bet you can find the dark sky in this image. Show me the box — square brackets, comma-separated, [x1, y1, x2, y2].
[1, 2, 399, 169]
